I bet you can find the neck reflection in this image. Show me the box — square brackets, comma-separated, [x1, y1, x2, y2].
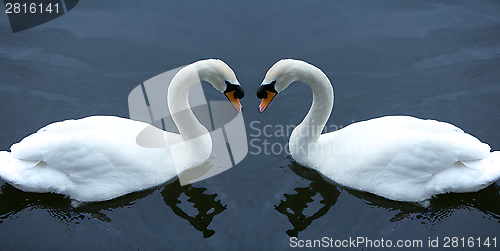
[161, 181, 227, 238]
[275, 161, 340, 237]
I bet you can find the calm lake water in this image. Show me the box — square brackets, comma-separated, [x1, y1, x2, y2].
[1, 0, 500, 250]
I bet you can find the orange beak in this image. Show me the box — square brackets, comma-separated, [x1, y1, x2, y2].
[224, 91, 242, 112]
[258, 91, 276, 112]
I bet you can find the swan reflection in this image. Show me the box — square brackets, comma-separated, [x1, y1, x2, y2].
[278, 160, 500, 237]
[340, 176, 500, 225]
[350, 182, 500, 224]
[0, 179, 226, 238]
[275, 160, 340, 237]
[160, 181, 227, 238]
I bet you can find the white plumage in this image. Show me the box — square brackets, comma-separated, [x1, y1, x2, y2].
[0, 59, 243, 204]
[311, 116, 500, 201]
[0, 116, 176, 202]
[258, 59, 500, 202]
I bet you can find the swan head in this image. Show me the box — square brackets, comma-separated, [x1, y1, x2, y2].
[257, 59, 303, 112]
[195, 59, 245, 112]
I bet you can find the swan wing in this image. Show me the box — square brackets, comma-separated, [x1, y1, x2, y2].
[1, 116, 176, 201]
[315, 116, 494, 201]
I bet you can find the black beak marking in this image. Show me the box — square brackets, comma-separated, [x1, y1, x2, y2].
[224, 81, 245, 99]
[256, 81, 277, 99]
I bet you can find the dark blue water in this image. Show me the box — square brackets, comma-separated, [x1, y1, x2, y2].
[1, 0, 500, 250]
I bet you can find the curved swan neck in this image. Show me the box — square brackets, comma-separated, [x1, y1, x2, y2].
[167, 63, 209, 142]
[289, 62, 334, 145]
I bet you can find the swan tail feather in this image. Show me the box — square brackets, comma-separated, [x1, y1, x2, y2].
[430, 151, 500, 195]
[0, 151, 38, 179]
[0, 151, 71, 194]
[462, 151, 500, 182]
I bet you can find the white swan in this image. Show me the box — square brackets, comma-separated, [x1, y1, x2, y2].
[257, 59, 500, 202]
[0, 59, 244, 203]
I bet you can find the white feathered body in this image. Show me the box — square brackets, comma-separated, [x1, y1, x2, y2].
[0, 116, 178, 202]
[291, 116, 500, 201]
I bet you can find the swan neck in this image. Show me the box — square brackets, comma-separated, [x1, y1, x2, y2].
[292, 65, 334, 145]
[167, 64, 209, 142]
